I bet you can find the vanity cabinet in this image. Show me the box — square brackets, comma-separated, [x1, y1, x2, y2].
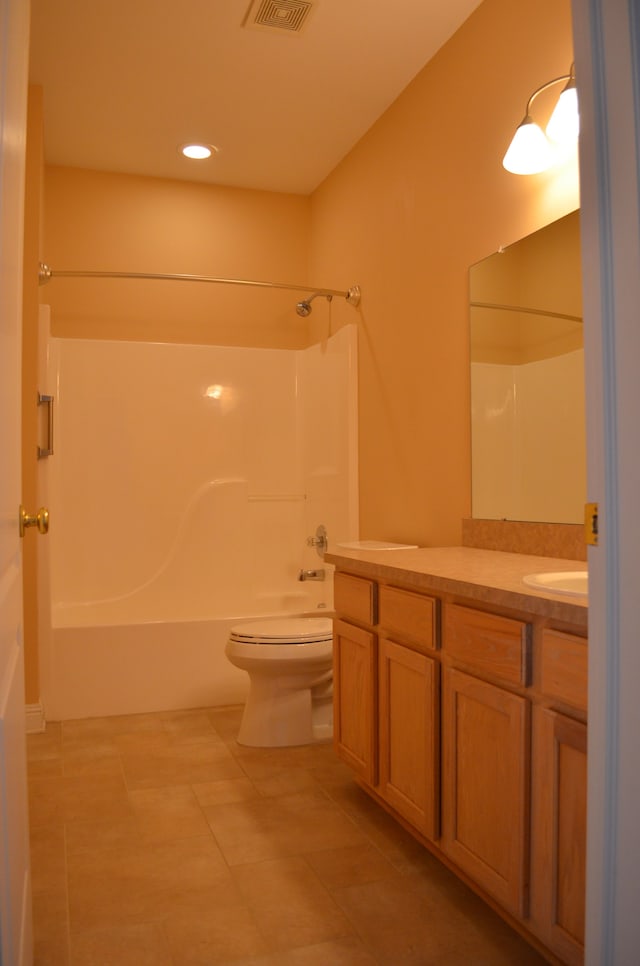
[377, 584, 440, 839]
[333, 618, 377, 785]
[530, 630, 588, 966]
[441, 666, 529, 917]
[378, 635, 439, 840]
[441, 603, 531, 917]
[331, 559, 587, 966]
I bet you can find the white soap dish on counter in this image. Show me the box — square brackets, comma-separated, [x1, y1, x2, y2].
[336, 540, 419, 551]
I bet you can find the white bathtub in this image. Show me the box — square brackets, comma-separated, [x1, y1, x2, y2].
[41, 330, 357, 721]
[48, 593, 331, 721]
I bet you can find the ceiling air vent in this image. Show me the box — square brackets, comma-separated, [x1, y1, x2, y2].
[243, 0, 316, 34]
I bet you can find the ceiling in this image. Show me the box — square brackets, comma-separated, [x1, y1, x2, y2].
[29, 0, 482, 195]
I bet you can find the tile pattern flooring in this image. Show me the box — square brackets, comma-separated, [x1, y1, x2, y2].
[27, 706, 547, 965]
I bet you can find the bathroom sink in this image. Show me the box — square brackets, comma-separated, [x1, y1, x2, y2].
[522, 571, 588, 597]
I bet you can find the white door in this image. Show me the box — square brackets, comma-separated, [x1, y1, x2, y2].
[573, 0, 640, 963]
[0, 0, 33, 963]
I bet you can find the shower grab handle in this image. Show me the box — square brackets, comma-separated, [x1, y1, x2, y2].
[37, 392, 54, 459]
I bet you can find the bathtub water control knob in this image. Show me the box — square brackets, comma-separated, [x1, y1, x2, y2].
[19, 505, 50, 538]
[306, 524, 328, 558]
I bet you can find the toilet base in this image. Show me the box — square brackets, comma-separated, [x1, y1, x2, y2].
[237, 672, 333, 748]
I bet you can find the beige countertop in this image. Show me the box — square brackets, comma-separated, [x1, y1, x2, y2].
[325, 546, 588, 629]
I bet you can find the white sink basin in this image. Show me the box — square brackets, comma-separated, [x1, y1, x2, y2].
[522, 571, 588, 598]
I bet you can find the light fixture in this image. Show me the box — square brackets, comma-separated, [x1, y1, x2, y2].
[180, 143, 217, 160]
[503, 64, 579, 175]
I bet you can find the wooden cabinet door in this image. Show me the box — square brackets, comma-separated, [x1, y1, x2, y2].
[378, 637, 439, 840]
[442, 666, 529, 917]
[530, 707, 586, 966]
[333, 619, 377, 785]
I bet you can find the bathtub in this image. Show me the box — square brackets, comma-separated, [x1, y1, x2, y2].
[41, 330, 357, 721]
[48, 592, 331, 721]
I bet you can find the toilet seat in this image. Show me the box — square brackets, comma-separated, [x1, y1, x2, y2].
[229, 617, 332, 645]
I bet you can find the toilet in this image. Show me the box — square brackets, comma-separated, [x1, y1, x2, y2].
[225, 617, 333, 747]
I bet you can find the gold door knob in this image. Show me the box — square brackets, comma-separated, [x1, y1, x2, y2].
[19, 505, 50, 538]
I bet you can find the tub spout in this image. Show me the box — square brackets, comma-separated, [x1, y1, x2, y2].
[298, 568, 326, 581]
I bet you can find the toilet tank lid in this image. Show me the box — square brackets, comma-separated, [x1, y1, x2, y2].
[229, 617, 333, 643]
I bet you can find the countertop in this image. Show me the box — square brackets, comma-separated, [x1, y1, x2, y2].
[325, 546, 588, 629]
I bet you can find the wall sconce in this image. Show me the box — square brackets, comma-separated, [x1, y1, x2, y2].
[503, 64, 579, 175]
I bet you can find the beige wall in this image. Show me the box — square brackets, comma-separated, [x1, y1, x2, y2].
[43, 167, 312, 349]
[26, 0, 579, 704]
[309, 0, 578, 547]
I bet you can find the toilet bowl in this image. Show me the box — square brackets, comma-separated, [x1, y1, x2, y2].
[225, 617, 333, 748]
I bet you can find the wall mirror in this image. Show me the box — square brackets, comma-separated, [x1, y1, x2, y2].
[469, 209, 585, 524]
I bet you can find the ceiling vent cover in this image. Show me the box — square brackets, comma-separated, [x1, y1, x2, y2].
[243, 0, 315, 34]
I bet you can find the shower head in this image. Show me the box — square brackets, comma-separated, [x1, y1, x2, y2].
[294, 285, 360, 317]
[296, 299, 313, 317]
[295, 292, 322, 317]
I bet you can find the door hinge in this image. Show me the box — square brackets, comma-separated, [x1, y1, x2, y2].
[584, 502, 598, 546]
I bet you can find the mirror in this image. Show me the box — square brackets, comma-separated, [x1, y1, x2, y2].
[469, 210, 586, 524]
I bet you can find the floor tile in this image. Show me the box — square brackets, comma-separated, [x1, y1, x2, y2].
[27, 723, 63, 762]
[232, 856, 353, 952]
[160, 709, 219, 742]
[28, 759, 65, 779]
[67, 836, 230, 931]
[30, 824, 67, 895]
[304, 842, 398, 891]
[120, 735, 244, 790]
[207, 705, 245, 739]
[62, 713, 164, 740]
[224, 934, 379, 965]
[128, 784, 211, 842]
[65, 816, 142, 856]
[331, 876, 472, 965]
[162, 886, 269, 965]
[34, 936, 70, 966]
[29, 707, 549, 966]
[32, 889, 69, 947]
[70, 923, 173, 966]
[251, 767, 321, 798]
[28, 773, 132, 829]
[203, 788, 365, 866]
[192, 777, 259, 807]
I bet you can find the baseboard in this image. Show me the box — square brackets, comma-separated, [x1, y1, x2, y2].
[25, 703, 46, 734]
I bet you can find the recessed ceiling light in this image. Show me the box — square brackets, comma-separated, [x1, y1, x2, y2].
[180, 143, 218, 160]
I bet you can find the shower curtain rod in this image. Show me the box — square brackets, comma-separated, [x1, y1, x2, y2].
[38, 262, 361, 307]
[470, 300, 583, 323]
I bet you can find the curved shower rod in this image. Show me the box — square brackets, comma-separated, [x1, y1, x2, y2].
[38, 262, 361, 312]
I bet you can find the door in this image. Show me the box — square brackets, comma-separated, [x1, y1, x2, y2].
[531, 707, 586, 966]
[572, 1, 640, 962]
[441, 666, 529, 918]
[378, 636, 439, 840]
[0, 0, 33, 963]
[333, 618, 377, 785]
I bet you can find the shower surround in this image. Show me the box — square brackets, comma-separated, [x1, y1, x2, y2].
[41, 326, 358, 720]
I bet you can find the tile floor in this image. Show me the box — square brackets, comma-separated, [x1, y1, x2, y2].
[27, 705, 548, 965]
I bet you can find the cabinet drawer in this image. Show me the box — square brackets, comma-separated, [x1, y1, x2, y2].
[444, 603, 529, 687]
[334, 572, 377, 626]
[378, 585, 438, 651]
[540, 629, 588, 712]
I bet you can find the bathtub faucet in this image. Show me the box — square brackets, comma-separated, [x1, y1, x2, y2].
[298, 568, 326, 581]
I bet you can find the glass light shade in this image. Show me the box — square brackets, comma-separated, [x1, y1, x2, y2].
[502, 117, 554, 175]
[181, 143, 212, 159]
[546, 85, 580, 144]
